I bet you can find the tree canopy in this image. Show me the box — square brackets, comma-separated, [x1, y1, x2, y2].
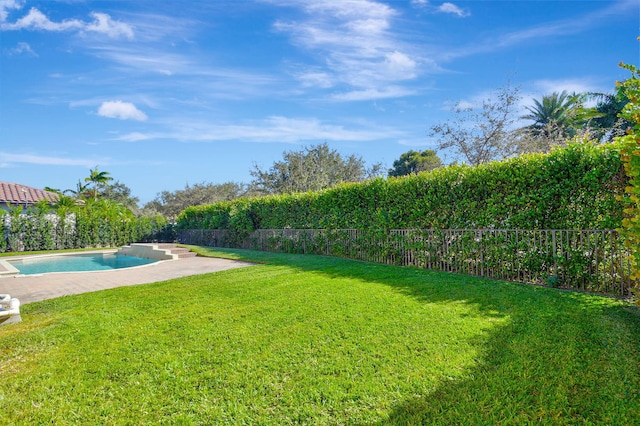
[388, 150, 442, 177]
[250, 142, 382, 195]
[430, 85, 520, 166]
[143, 182, 249, 219]
[99, 181, 140, 214]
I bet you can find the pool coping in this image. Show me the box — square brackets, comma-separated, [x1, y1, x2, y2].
[0, 255, 255, 304]
[0, 250, 164, 277]
[0, 259, 20, 277]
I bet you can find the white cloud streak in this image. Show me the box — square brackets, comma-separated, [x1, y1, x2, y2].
[437, 3, 469, 17]
[531, 79, 597, 96]
[410, 0, 469, 17]
[1, 4, 134, 39]
[98, 101, 148, 121]
[0, 152, 104, 168]
[443, 0, 636, 60]
[331, 86, 416, 102]
[115, 115, 403, 144]
[271, 0, 420, 100]
[4, 41, 36, 56]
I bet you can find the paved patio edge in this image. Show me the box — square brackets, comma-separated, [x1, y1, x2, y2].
[0, 256, 254, 304]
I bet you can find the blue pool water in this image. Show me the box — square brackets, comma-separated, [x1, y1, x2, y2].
[8, 253, 158, 275]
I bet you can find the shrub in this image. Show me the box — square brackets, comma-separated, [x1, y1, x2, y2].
[177, 140, 626, 232]
[617, 61, 640, 299]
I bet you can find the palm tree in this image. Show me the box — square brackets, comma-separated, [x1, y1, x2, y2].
[54, 195, 78, 208]
[44, 186, 62, 194]
[85, 167, 113, 201]
[521, 91, 585, 139]
[586, 86, 631, 142]
[64, 180, 90, 199]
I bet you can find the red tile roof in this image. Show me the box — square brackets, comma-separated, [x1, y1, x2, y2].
[0, 182, 59, 205]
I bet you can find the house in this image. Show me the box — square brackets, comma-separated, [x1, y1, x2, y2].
[0, 181, 60, 212]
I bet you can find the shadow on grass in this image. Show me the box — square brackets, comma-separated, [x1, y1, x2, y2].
[190, 246, 640, 424]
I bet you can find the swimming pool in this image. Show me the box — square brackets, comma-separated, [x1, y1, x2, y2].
[7, 252, 158, 275]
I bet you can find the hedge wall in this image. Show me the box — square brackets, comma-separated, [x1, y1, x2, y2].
[1, 204, 170, 253]
[177, 140, 627, 233]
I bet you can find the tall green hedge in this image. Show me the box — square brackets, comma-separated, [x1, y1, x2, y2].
[177, 140, 627, 232]
[617, 62, 640, 291]
[0, 202, 170, 253]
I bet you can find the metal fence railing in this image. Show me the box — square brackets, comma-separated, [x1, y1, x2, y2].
[178, 228, 633, 298]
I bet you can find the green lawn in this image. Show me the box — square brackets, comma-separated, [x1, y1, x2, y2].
[1, 247, 639, 425]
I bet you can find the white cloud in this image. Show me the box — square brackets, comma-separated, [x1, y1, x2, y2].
[531, 79, 597, 96]
[437, 3, 470, 17]
[84, 12, 134, 39]
[295, 69, 334, 88]
[115, 115, 403, 144]
[0, 152, 103, 168]
[444, 0, 635, 60]
[272, 0, 420, 100]
[0, 0, 22, 22]
[410, 0, 469, 17]
[398, 137, 438, 148]
[1, 5, 134, 39]
[5, 41, 36, 56]
[85, 46, 192, 75]
[455, 100, 475, 109]
[331, 86, 416, 102]
[2, 7, 84, 31]
[98, 101, 148, 121]
[383, 51, 417, 80]
[116, 132, 152, 142]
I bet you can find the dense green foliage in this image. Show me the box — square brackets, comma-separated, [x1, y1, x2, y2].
[178, 140, 626, 232]
[143, 181, 249, 219]
[589, 85, 632, 142]
[249, 142, 382, 195]
[388, 149, 442, 177]
[522, 91, 588, 140]
[0, 200, 169, 252]
[2, 248, 639, 424]
[617, 61, 640, 293]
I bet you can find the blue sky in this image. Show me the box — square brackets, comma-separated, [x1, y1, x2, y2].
[1, 0, 638, 204]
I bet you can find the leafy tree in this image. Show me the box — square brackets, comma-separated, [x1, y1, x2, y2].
[430, 85, 520, 165]
[99, 181, 140, 213]
[143, 181, 248, 219]
[85, 166, 113, 201]
[250, 142, 382, 195]
[388, 149, 442, 177]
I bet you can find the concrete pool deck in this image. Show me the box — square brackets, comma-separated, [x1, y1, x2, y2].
[0, 256, 254, 304]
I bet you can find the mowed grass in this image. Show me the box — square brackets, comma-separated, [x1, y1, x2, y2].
[1, 247, 639, 425]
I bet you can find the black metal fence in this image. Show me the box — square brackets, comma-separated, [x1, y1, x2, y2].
[178, 228, 632, 298]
